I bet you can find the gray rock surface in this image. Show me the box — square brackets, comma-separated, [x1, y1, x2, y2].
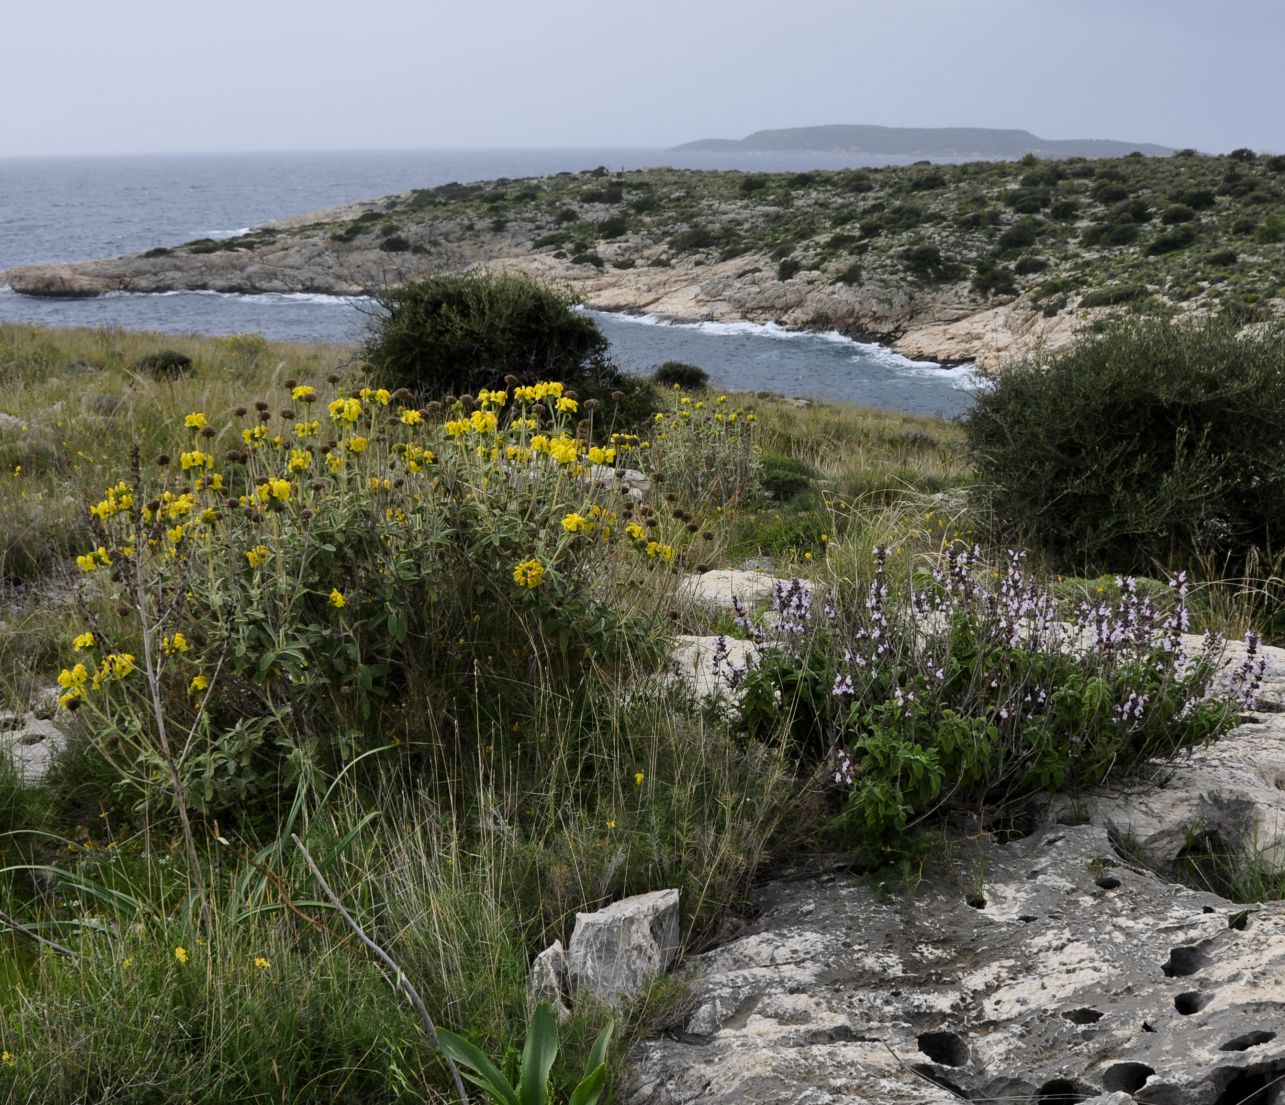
[567, 888, 681, 1009]
[678, 568, 795, 612]
[0, 715, 67, 783]
[671, 635, 759, 701]
[526, 939, 571, 1017]
[621, 825, 1285, 1105]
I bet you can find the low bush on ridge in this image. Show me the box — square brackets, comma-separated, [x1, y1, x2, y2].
[964, 318, 1285, 575]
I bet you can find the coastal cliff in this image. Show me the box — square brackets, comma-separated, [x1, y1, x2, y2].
[5, 154, 1282, 370]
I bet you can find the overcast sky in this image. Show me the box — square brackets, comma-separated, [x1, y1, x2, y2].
[2, 0, 1281, 157]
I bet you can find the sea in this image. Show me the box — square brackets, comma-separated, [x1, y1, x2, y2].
[0, 148, 981, 416]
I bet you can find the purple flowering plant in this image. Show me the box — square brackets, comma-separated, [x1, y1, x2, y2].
[732, 545, 1265, 841]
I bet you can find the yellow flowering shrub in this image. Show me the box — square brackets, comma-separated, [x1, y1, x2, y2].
[61, 377, 700, 816]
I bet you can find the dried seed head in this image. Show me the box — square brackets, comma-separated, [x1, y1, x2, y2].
[200, 427, 216, 439]
[155, 453, 170, 466]
[233, 406, 248, 417]
[283, 378, 297, 390]
[280, 409, 295, 420]
[254, 401, 269, 412]
[326, 373, 341, 384]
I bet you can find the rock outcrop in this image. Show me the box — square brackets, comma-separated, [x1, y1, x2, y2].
[621, 824, 1285, 1105]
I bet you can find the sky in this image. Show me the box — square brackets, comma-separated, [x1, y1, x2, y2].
[2, 0, 1282, 157]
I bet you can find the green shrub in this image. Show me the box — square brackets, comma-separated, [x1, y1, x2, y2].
[1012, 255, 1049, 275]
[652, 361, 709, 390]
[1079, 283, 1147, 308]
[1161, 204, 1197, 224]
[971, 259, 1016, 297]
[963, 319, 1285, 571]
[757, 454, 818, 501]
[364, 273, 650, 424]
[901, 244, 964, 283]
[135, 350, 193, 379]
[833, 260, 864, 286]
[1206, 248, 1238, 266]
[1146, 225, 1197, 255]
[777, 257, 802, 281]
[996, 219, 1040, 253]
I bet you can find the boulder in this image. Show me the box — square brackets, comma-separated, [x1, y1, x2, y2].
[621, 825, 1285, 1105]
[0, 715, 67, 784]
[567, 889, 681, 1009]
[670, 635, 759, 700]
[526, 939, 571, 1018]
[678, 568, 787, 612]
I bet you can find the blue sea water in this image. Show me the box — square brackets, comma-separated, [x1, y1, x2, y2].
[0, 148, 980, 415]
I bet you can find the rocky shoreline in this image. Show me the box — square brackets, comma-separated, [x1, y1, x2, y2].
[0, 196, 1091, 373]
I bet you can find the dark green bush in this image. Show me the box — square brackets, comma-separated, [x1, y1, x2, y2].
[136, 350, 194, 379]
[1206, 248, 1238, 266]
[757, 454, 818, 501]
[901, 244, 964, 282]
[964, 319, 1285, 571]
[1146, 225, 1197, 255]
[1013, 255, 1049, 275]
[1079, 283, 1147, 308]
[379, 235, 411, 253]
[834, 260, 864, 286]
[364, 272, 656, 426]
[1173, 187, 1217, 210]
[1161, 204, 1197, 224]
[777, 257, 803, 281]
[653, 361, 709, 390]
[996, 219, 1040, 252]
[972, 259, 1017, 297]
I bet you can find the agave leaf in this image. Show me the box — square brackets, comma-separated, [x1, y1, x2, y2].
[586, 1020, 613, 1073]
[436, 1028, 518, 1105]
[518, 1001, 558, 1105]
[567, 1064, 607, 1105]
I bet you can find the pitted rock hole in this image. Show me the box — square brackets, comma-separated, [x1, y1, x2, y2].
[1175, 991, 1211, 1015]
[1095, 875, 1123, 890]
[1212, 1063, 1285, 1105]
[1161, 945, 1209, 977]
[966, 894, 987, 909]
[917, 1030, 969, 1067]
[910, 1064, 970, 1099]
[1034, 1077, 1097, 1104]
[1019, 914, 1039, 923]
[1219, 1031, 1277, 1052]
[1062, 1008, 1104, 1025]
[1102, 1061, 1155, 1093]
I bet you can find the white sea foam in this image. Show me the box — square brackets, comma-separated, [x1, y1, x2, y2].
[583, 307, 987, 389]
[203, 227, 253, 240]
[98, 289, 374, 307]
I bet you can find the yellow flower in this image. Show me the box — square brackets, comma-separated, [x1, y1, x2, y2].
[512, 558, 545, 589]
[469, 409, 498, 434]
[162, 632, 189, 654]
[645, 541, 676, 563]
[58, 663, 89, 690]
[291, 384, 316, 401]
[189, 674, 209, 694]
[328, 397, 362, 423]
[634, 771, 645, 786]
[400, 408, 423, 426]
[547, 437, 578, 465]
[562, 512, 589, 534]
[326, 453, 345, 473]
[174, 945, 189, 965]
[346, 436, 368, 453]
[180, 450, 213, 471]
[360, 387, 391, 406]
[605, 819, 616, 830]
[184, 412, 207, 430]
[121, 957, 134, 970]
[253, 956, 271, 970]
[246, 544, 270, 569]
[295, 419, 320, 438]
[329, 588, 346, 608]
[625, 522, 645, 541]
[1, 1051, 13, 1067]
[72, 632, 96, 651]
[255, 478, 292, 502]
[555, 396, 578, 414]
[288, 448, 312, 473]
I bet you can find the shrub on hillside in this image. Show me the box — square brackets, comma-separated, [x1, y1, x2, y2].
[652, 361, 709, 390]
[135, 350, 193, 379]
[364, 272, 655, 428]
[963, 319, 1285, 572]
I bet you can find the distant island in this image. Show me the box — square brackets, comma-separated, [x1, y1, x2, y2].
[670, 124, 1175, 160]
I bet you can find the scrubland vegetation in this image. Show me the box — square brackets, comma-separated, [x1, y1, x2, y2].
[0, 274, 1279, 1102]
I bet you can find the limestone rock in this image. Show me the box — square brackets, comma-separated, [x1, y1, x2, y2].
[679, 568, 787, 612]
[620, 825, 1285, 1105]
[568, 889, 681, 1009]
[670, 635, 759, 700]
[526, 939, 571, 1018]
[0, 715, 67, 784]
